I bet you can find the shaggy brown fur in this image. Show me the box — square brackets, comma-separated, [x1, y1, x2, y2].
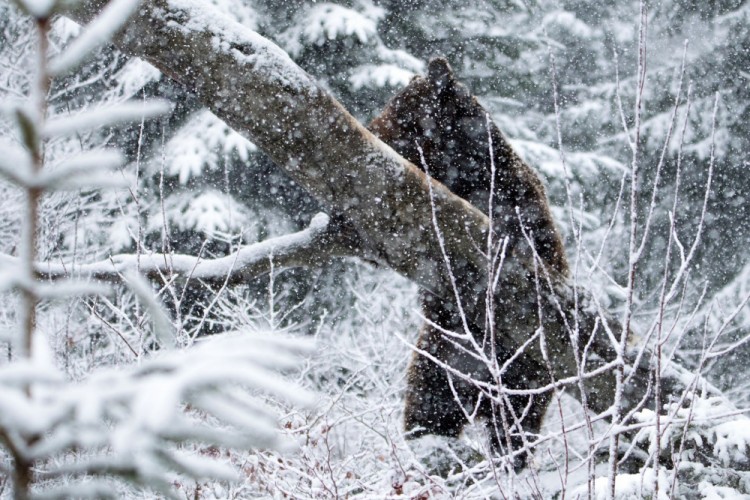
[369, 57, 569, 465]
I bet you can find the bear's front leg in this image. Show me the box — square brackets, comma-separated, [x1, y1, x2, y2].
[403, 324, 471, 439]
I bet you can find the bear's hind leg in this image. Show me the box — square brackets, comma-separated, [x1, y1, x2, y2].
[403, 327, 468, 439]
[485, 390, 551, 469]
[484, 353, 552, 469]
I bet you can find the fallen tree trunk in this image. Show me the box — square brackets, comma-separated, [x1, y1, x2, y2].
[63, 0, 721, 430]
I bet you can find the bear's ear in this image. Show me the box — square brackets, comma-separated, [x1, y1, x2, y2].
[426, 57, 455, 93]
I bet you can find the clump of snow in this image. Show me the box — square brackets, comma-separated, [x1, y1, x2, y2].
[512, 138, 626, 186]
[50, 0, 141, 76]
[163, 109, 256, 184]
[52, 16, 82, 43]
[108, 213, 139, 252]
[205, 0, 259, 30]
[376, 45, 425, 73]
[155, 190, 252, 239]
[712, 420, 750, 466]
[637, 95, 731, 160]
[44, 100, 171, 138]
[574, 467, 670, 499]
[305, 4, 377, 44]
[424, 6, 518, 40]
[169, 0, 312, 91]
[166, 133, 212, 185]
[542, 10, 596, 39]
[111, 59, 162, 100]
[349, 64, 415, 90]
[282, 3, 379, 56]
[655, 393, 750, 469]
[699, 481, 750, 499]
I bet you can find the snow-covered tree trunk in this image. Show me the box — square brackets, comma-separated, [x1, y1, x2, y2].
[64, 0, 716, 426]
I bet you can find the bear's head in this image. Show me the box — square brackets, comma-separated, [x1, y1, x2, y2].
[370, 57, 569, 274]
[369, 57, 497, 208]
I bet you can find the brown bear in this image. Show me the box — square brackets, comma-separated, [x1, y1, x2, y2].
[368, 57, 569, 466]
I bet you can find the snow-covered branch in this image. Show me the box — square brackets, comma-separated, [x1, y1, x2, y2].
[0, 330, 314, 497]
[0, 212, 361, 287]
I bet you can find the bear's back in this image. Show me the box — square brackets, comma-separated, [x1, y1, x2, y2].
[369, 58, 568, 274]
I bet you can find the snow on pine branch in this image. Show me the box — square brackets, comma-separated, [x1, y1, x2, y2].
[700, 261, 750, 340]
[109, 58, 162, 100]
[7, 149, 132, 192]
[162, 109, 257, 184]
[281, 3, 380, 57]
[512, 138, 627, 184]
[49, 0, 141, 76]
[0, 329, 315, 496]
[44, 100, 171, 138]
[155, 190, 253, 238]
[349, 64, 415, 90]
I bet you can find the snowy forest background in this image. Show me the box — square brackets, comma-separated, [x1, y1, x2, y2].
[0, 0, 749, 498]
